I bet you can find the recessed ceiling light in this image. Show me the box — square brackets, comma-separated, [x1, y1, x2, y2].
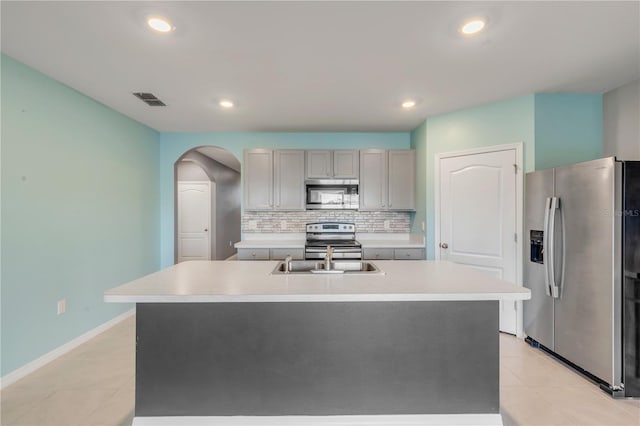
[401, 100, 416, 109]
[219, 100, 235, 108]
[147, 16, 174, 33]
[460, 18, 486, 35]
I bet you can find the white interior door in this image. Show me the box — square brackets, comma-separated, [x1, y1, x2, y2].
[177, 182, 211, 262]
[438, 148, 519, 334]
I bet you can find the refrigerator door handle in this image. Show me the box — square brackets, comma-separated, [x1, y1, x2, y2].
[548, 197, 560, 298]
[557, 198, 566, 298]
[543, 197, 553, 297]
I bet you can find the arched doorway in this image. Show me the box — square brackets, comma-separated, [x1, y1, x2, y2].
[174, 146, 241, 263]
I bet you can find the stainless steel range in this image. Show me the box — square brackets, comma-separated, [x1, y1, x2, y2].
[305, 222, 362, 260]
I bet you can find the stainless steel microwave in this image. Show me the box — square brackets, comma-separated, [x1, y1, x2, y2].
[305, 179, 359, 210]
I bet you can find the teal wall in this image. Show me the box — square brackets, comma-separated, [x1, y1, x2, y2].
[0, 53, 605, 377]
[416, 93, 602, 260]
[1, 55, 161, 375]
[159, 132, 410, 266]
[534, 93, 603, 169]
[423, 95, 536, 260]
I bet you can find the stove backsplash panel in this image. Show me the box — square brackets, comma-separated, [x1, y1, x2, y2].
[242, 211, 411, 233]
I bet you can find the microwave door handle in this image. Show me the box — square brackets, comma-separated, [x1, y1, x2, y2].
[543, 197, 552, 297]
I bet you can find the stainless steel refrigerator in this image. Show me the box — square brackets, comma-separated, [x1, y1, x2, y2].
[524, 157, 640, 397]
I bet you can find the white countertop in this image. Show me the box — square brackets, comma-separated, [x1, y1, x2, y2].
[104, 260, 530, 303]
[358, 234, 425, 249]
[235, 233, 425, 249]
[235, 240, 306, 249]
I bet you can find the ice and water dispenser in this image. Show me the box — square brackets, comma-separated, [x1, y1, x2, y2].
[530, 230, 544, 264]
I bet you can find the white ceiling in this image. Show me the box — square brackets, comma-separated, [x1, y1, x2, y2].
[2, 1, 639, 132]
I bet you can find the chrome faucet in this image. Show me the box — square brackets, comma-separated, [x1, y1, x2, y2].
[324, 246, 333, 271]
[284, 255, 293, 274]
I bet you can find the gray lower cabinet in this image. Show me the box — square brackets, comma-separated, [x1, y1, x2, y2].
[238, 248, 304, 260]
[362, 248, 394, 260]
[363, 247, 425, 260]
[394, 248, 425, 260]
[237, 248, 270, 260]
[269, 248, 304, 260]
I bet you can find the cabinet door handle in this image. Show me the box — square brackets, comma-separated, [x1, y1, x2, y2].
[440, 243, 449, 249]
[204, 228, 208, 232]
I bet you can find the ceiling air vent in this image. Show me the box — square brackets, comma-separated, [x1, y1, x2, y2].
[133, 92, 166, 106]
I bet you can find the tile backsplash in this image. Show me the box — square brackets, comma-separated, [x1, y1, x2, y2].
[242, 211, 411, 233]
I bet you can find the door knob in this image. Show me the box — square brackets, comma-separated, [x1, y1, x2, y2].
[204, 228, 208, 232]
[440, 243, 448, 249]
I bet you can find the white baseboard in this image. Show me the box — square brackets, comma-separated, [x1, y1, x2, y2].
[132, 414, 503, 426]
[0, 308, 135, 389]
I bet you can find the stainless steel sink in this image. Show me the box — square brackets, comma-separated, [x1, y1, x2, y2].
[271, 260, 383, 275]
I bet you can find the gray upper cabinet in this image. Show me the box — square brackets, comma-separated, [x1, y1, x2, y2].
[333, 150, 359, 178]
[388, 150, 416, 210]
[245, 149, 306, 211]
[305, 150, 359, 179]
[360, 149, 388, 211]
[360, 149, 416, 211]
[245, 148, 412, 212]
[243, 149, 273, 210]
[306, 150, 332, 178]
[274, 150, 305, 211]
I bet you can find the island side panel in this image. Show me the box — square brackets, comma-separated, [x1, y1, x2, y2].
[135, 301, 499, 416]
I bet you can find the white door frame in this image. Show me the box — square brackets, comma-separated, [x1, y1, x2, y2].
[177, 180, 212, 262]
[434, 142, 524, 337]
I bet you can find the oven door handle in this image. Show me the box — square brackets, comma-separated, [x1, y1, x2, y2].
[305, 248, 362, 253]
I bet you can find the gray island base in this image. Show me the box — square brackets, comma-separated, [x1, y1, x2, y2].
[104, 260, 530, 425]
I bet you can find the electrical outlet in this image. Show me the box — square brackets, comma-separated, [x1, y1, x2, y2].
[384, 220, 391, 230]
[280, 220, 287, 230]
[229, 240, 233, 247]
[57, 299, 66, 315]
[421, 221, 425, 232]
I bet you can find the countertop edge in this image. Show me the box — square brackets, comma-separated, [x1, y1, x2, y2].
[104, 292, 530, 304]
[234, 241, 426, 249]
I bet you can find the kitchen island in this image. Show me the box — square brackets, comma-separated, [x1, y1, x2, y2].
[104, 260, 530, 426]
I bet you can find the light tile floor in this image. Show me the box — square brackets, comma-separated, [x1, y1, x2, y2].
[1, 316, 639, 426]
